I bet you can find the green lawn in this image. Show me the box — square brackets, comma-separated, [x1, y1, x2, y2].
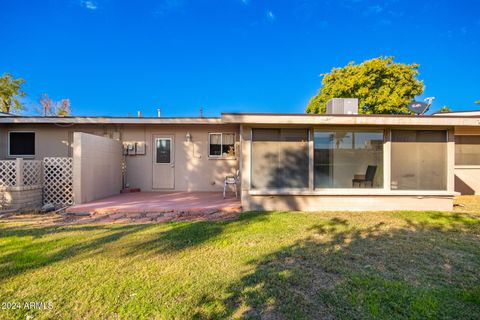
[1, 198, 480, 319]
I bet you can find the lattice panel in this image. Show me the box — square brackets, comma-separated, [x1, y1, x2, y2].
[43, 157, 73, 206]
[0, 160, 16, 187]
[23, 160, 42, 186]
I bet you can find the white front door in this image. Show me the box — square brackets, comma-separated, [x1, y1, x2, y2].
[152, 135, 175, 189]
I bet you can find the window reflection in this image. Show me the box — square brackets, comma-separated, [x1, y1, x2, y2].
[314, 130, 384, 188]
[251, 129, 309, 189]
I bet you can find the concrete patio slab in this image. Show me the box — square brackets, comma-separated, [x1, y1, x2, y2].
[66, 191, 242, 215]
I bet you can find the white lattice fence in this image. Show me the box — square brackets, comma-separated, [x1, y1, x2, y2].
[43, 157, 73, 206]
[24, 160, 43, 186]
[0, 160, 16, 187]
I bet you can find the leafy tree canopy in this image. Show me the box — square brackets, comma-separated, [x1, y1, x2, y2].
[438, 106, 452, 113]
[306, 57, 424, 114]
[0, 73, 26, 113]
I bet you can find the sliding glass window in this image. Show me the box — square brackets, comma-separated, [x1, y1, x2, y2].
[251, 129, 309, 189]
[314, 130, 384, 188]
[391, 130, 447, 190]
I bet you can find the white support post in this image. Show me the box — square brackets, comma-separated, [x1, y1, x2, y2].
[309, 128, 314, 190]
[15, 158, 24, 187]
[383, 129, 391, 192]
[447, 128, 455, 192]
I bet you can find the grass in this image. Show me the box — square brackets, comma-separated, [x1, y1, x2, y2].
[0, 197, 479, 319]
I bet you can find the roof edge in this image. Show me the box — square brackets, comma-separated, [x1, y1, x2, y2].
[0, 116, 224, 125]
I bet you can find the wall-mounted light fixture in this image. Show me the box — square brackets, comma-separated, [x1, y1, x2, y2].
[185, 132, 192, 143]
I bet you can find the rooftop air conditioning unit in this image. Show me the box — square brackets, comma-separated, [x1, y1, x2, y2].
[326, 98, 359, 115]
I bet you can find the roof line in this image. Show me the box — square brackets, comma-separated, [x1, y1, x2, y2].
[221, 112, 480, 118]
[431, 109, 480, 114]
[1, 115, 221, 119]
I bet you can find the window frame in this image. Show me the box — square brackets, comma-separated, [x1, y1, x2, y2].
[154, 137, 173, 164]
[247, 126, 455, 196]
[250, 128, 310, 190]
[8, 131, 36, 158]
[208, 132, 236, 159]
[313, 129, 385, 190]
[390, 129, 448, 191]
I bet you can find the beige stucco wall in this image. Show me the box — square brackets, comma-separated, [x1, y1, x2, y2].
[454, 126, 480, 135]
[242, 194, 454, 212]
[73, 132, 123, 204]
[122, 124, 240, 191]
[0, 123, 240, 193]
[453, 126, 480, 195]
[455, 168, 480, 195]
[1, 121, 477, 211]
[0, 123, 118, 159]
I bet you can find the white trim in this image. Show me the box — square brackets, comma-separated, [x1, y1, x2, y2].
[208, 132, 236, 158]
[384, 129, 391, 192]
[0, 117, 223, 124]
[312, 128, 385, 190]
[308, 128, 314, 191]
[249, 128, 311, 190]
[7, 131, 36, 158]
[221, 113, 480, 126]
[249, 127, 253, 190]
[248, 188, 458, 196]
[455, 165, 480, 169]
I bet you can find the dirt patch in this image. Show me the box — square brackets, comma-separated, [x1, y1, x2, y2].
[0, 209, 242, 226]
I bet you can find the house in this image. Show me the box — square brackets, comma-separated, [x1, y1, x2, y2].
[1, 99, 479, 212]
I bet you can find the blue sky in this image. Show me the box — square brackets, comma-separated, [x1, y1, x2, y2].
[1, 0, 479, 117]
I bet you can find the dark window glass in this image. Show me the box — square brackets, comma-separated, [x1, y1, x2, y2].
[209, 133, 235, 157]
[9, 132, 35, 156]
[209, 133, 222, 156]
[314, 131, 384, 188]
[251, 128, 309, 189]
[391, 130, 447, 190]
[455, 135, 480, 165]
[156, 139, 171, 163]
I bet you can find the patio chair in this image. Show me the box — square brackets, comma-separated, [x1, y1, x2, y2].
[352, 165, 377, 187]
[223, 170, 240, 199]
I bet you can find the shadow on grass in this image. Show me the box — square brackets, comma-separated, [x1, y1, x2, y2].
[0, 212, 269, 282]
[1, 210, 479, 319]
[0, 224, 150, 282]
[195, 213, 480, 319]
[125, 211, 270, 256]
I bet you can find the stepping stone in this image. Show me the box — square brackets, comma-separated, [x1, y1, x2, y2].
[126, 213, 143, 219]
[156, 216, 174, 223]
[134, 217, 154, 223]
[146, 212, 163, 219]
[107, 212, 127, 220]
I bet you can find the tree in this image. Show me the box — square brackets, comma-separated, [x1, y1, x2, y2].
[56, 99, 71, 116]
[39, 93, 71, 116]
[306, 57, 424, 114]
[438, 106, 451, 113]
[40, 93, 53, 116]
[475, 100, 480, 105]
[0, 73, 26, 113]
